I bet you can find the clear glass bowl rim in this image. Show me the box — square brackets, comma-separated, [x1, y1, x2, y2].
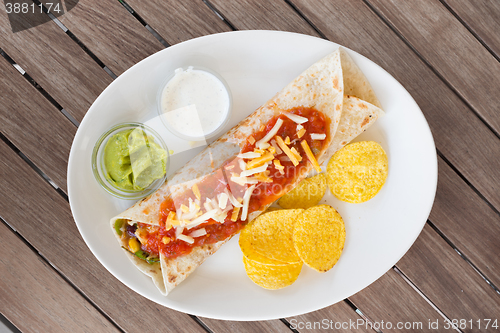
[91, 122, 170, 200]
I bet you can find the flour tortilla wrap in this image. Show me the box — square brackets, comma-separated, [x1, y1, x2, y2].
[111, 48, 382, 295]
[319, 95, 384, 166]
[339, 48, 382, 109]
[111, 226, 167, 294]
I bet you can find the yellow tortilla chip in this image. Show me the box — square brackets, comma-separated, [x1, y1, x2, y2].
[251, 209, 303, 263]
[264, 206, 281, 213]
[278, 174, 326, 209]
[326, 141, 388, 203]
[293, 205, 346, 272]
[239, 225, 287, 266]
[243, 256, 302, 290]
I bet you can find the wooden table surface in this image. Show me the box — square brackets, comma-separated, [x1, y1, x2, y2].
[1, 0, 499, 332]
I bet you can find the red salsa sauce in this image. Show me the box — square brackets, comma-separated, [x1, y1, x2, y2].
[241, 107, 329, 207]
[140, 107, 328, 259]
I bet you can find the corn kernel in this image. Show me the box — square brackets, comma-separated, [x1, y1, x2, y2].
[129, 238, 141, 253]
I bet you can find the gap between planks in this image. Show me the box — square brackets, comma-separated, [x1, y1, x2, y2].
[392, 266, 462, 333]
[0, 49, 80, 128]
[439, 0, 500, 65]
[32, 0, 117, 79]
[360, 0, 500, 141]
[117, 0, 170, 47]
[0, 214, 125, 333]
[426, 220, 500, 296]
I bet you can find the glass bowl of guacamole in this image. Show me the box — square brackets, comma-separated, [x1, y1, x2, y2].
[92, 123, 170, 199]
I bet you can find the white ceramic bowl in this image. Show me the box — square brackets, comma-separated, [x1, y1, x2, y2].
[157, 66, 232, 141]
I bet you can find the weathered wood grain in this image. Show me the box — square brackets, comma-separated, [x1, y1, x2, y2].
[0, 219, 118, 333]
[0, 141, 206, 333]
[198, 318, 290, 333]
[398, 224, 500, 332]
[366, 0, 500, 135]
[0, 54, 75, 192]
[430, 157, 500, 287]
[0, 10, 111, 122]
[286, 301, 373, 333]
[289, 0, 500, 227]
[208, 0, 320, 36]
[349, 269, 446, 333]
[124, 0, 231, 45]
[444, 0, 500, 60]
[41, 0, 164, 75]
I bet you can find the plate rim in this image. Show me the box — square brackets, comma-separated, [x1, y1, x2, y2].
[68, 30, 438, 321]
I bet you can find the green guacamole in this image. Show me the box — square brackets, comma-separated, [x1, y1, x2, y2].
[103, 128, 168, 191]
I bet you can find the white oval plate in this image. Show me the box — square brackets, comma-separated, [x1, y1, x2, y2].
[68, 31, 437, 321]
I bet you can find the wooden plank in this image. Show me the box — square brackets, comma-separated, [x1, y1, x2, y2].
[288, 0, 500, 221]
[429, 157, 500, 287]
[198, 318, 289, 333]
[350, 269, 445, 332]
[42, 0, 164, 75]
[208, 0, 320, 36]
[124, 0, 231, 45]
[286, 301, 373, 333]
[398, 224, 500, 331]
[0, 10, 111, 122]
[0, 221, 118, 333]
[0, 54, 75, 192]
[444, 0, 500, 59]
[0, 141, 206, 333]
[366, 0, 500, 136]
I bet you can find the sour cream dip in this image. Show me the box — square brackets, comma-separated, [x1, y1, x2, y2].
[159, 67, 231, 140]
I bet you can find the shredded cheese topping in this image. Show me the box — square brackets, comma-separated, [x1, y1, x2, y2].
[189, 228, 207, 238]
[284, 112, 308, 124]
[246, 152, 274, 169]
[240, 163, 269, 177]
[255, 118, 284, 149]
[290, 147, 303, 162]
[231, 174, 258, 185]
[241, 185, 257, 221]
[311, 133, 326, 140]
[270, 139, 283, 154]
[273, 159, 285, 174]
[177, 234, 194, 244]
[225, 189, 243, 207]
[218, 192, 228, 209]
[231, 206, 241, 221]
[238, 152, 261, 159]
[275, 136, 300, 166]
[301, 140, 321, 172]
[192, 184, 201, 201]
